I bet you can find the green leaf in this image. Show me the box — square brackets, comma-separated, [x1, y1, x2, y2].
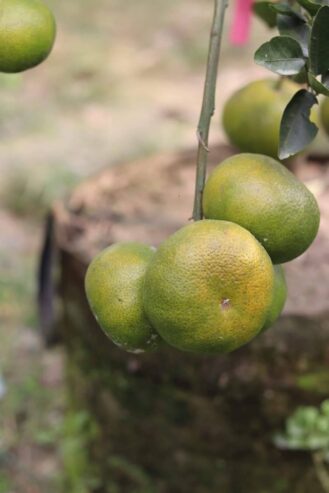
[279, 89, 318, 159]
[321, 400, 329, 416]
[274, 433, 305, 450]
[287, 418, 307, 438]
[315, 416, 329, 434]
[306, 435, 329, 449]
[308, 72, 329, 95]
[277, 14, 310, 56]
[254, 36, 306, 75]
[270, 4, 307, 19]
[297, 0, 329, 16]
[253, 1, 277, 27]
[290, 67, 308, 84]
[322, 71, 329, 86]
[274, 401, 329, 454]
[309, 6, 329, 75]
[295, 407, 320, 427]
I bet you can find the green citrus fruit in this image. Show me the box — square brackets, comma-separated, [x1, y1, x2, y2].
[320, 97, 329, 137]
[203, 153, 320, 264]
[262, 265, 287, 331]
[85, 242, 161, 353]
[0, 0, 56, 73]
[222, 79, 300, 159]
[143, 220, 274, 354]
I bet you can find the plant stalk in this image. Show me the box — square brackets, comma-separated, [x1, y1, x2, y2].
[192, 0, 229, 221]
[312, 452, 329, 493]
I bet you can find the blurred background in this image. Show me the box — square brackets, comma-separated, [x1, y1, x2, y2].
[0, 1, 328, 492]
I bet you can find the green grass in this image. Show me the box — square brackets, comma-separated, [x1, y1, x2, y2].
[60, 411, 101, 493]
[0, 250, 37, 327]
[0, 473, 12, 493]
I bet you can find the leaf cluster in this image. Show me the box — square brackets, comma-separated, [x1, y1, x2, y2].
[274, 399, 329, 457]
[254, 2, 329, 159]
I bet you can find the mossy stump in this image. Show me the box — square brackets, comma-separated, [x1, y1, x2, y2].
[50, 144, 329, 493]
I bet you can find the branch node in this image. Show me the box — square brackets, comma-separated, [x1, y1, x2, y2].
[197, 129, 210, 152]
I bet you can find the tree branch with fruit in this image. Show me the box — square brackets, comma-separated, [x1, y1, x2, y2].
[85, 0, 322, 357]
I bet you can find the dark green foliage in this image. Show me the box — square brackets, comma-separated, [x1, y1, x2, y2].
[253, 1, 278, 27]
[309, 6, 329, 75]
[297, 0, 329, 16]
[279, 89, 318, 159]
[254, 2, 329, 158]
[277, 13, 310, 56]
[255, 36, 305, 75]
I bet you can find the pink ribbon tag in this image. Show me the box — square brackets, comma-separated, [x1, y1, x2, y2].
[230, 0, 254, 46]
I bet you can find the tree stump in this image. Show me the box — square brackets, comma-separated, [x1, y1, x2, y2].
[50, 144, 329, 493]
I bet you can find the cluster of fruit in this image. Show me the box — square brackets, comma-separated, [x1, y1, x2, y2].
[0, 0, 56, 74]
[85, 153, 320, 355]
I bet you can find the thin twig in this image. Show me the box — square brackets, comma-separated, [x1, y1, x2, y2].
[192, 0, 229, 221]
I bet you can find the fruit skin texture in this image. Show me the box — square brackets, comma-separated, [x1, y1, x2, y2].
[0, 0, 56, 73]
[143, 220, 274, 354]
[320, 97, 329, 137]
[262, 265, 287, 331]
[85, 242, 160, 353]
[222, 79, 300, 159]
[203, 153, 320, 264]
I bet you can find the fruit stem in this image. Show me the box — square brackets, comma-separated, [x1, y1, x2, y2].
[274, 75, 284, 91]
[192, 0, 229, 221]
